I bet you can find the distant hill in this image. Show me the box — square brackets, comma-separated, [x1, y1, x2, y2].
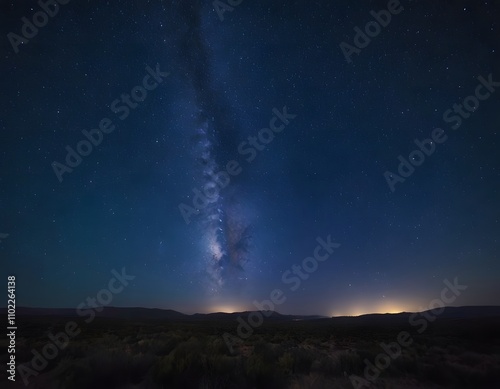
[3, 306, 326, 322]
[3, 306, 187, 320]
[2, 305, 499, 323]
[190, 311, 327, 322]
[329, 306, 500, 326]
[425, 305, 500, 319]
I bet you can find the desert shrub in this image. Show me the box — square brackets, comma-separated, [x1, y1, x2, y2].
[459, 351, 484, 366]
[199, 354, 243, 388]
[275, 337, 296, 351]
[62, 342, 88, 359]
[207, 336, 232, 355]
[391, 354, 420, 376]
[272, 342, 286, 356]
[314, 354, 338, 375]
[356, 347, 379, 362]
[253, 340, 275, 360]
[206, 354, 238, 374]
[54, 347, 155, 389]
[422, 362, 455, 385]
[56, 357, 93, 389]
[88, 348, 153, 386]
[198, 374, 231, 389]
[245, 353, 286, 388]
[153, 332, 183, 355]
[290, 347, 314, 374]
[100, 333, 120, 347]
[153, 354, 176, 383]
[271, 333, 287, 344]
[337, 350, 363, 374]
[306, 337, 321, 347]
[242, 340, 288, 387]
[278, 351, 294, 375]
[153, 337, 205, 387]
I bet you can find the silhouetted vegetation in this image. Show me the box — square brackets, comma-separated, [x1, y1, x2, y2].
[1, 314, 500, 388]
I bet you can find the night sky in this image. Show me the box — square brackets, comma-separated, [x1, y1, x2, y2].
[1, 0, 499, 316]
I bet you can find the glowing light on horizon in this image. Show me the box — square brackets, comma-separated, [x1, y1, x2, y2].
[208, 304, 242, 313]
[330, 299, 419, 317]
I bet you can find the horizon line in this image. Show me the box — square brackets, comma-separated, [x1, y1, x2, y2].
[3, 304, 499, 318]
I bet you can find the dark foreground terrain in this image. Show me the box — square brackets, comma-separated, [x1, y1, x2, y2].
[2, 307, 500, 389]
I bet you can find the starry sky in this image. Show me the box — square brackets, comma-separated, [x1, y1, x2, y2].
[1, 0, 499, 316]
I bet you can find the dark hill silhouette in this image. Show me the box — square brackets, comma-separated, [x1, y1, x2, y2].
[3, 305, 499, 323]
